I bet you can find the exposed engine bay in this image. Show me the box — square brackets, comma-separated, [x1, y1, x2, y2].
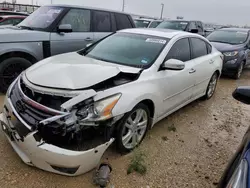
[7, 71, 139, 152]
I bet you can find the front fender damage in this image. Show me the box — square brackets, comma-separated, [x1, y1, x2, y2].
[0, 77, 125, 176]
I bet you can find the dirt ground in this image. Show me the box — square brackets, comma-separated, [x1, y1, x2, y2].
[1, 70, 250, 188]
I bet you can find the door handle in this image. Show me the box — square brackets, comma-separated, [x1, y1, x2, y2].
[85, 37, 93, 41]
[189, 68, 196, 74]
[209, 59, 214, 64]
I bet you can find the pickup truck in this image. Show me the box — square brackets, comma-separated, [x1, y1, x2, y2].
[0, 5, 135, 92]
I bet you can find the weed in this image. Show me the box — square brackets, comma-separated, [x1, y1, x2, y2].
[127, 150, 147, 175]
[168, 124, 177, 132]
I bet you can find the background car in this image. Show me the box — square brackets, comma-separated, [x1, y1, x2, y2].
[207, 28, 250, 79]
[0, 28, 222, 176]
[0, 10, 29, 16]
[134, 18, 163, 28]
[0, 15, 26, 26]
[157, 20, 206, 36]
[218, 86, 250, 188]
[0, 4, 135, 92]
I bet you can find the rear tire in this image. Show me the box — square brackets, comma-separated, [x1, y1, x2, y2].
[0, 57, 32, 93]
[203, 72, 219, 100]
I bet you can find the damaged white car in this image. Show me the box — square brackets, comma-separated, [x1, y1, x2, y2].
[0, 28, 222, 176]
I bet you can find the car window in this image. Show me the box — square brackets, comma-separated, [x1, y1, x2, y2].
[149, 21, 162, 28]
[207, 30, 248, 45]
[207, 44, 212, 54]
[13, 18, 24, 25]
[60, 8, 90, 32]
[157, 21, 188, 31]
[0, 19, 13, 25]
[83, 33, 169, 68]
[134, 19, 151, 28]
[196, 22, 203, 32]
[93, 11, 111, 32]
[188, 22, 196, 31]
[115, 13, 132, 30]
[191, 38, 208, 58]
[165, 38, 191, 62]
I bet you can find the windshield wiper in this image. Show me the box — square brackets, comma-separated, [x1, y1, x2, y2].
[18, 25, 34, 30]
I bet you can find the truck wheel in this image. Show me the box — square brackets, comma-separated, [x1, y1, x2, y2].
[0, 57, 32, 93]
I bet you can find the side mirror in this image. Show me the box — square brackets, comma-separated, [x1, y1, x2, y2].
[232, 86, 250, 105]
[190, 29, 198, 33]
[57, 24, 72, 33]
[162, 59, 185, 70]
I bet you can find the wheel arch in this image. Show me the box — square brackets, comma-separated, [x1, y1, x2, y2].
[0, 51, 38, 64]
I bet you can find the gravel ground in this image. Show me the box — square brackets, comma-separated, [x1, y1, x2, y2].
[1, 69, 250, 188]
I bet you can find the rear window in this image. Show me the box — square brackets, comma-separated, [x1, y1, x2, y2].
[115, 14, 132, 30]
[191, 38, 208, 58]
[134, 19, 151, 28]
[93, 11, 111, 32]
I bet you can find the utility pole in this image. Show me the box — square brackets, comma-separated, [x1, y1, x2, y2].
[122, 0, 125, 11]
[51, 0, 53, 4]
[160, 3, 164, 19]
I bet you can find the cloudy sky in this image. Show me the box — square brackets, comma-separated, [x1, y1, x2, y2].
[8, 0, 250, 25]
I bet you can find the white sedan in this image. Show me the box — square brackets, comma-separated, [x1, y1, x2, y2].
[0, 28, 222, 176]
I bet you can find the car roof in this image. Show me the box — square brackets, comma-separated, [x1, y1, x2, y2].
[219, 27, 250, 32]
[119, 28, 192, 38]
[45, 4, 131, 15]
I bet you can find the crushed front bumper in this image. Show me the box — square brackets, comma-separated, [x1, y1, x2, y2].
[0, 97, 114, 176]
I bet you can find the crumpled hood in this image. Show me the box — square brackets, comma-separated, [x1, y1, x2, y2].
[211, 42, 244, 52]
[25, 52, 141, 90]
[0, 27, 49, 42]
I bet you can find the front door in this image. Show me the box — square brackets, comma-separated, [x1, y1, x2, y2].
[50, 8, 94, 56]
[158, 38, 196, 117]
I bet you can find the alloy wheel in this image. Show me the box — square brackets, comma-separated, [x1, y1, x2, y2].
[207, 74, 218, 98]
[121, 109, 148, 149]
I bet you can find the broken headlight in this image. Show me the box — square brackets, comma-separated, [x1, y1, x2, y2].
[76, 93, 121, 121]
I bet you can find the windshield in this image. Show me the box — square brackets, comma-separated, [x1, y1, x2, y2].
[157, 21, 188, 30]
[18, 6, 63, 29]
[149, 21, 162, 28]
[134, 19, 151, 28]
[83, 33, 169, 68]
[207, 30, 249, 44]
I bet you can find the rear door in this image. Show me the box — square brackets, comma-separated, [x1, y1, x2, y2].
[190, 37, 215, 97]
[92, 10, 112, 43]
[50, 8, 93, 56]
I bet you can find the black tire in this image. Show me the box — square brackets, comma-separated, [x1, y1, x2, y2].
[203, 72, 219, 100]
[0, 57, 32, 93]
[116, 103, 151, 153]
[233, 62, 244, 80]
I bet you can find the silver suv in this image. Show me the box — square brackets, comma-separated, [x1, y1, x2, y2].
[0, 5, 135, 92]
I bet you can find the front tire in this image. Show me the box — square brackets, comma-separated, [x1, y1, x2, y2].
[203, 72, 219, 100]
[116, 103, 150, 153]
[0, 57, 32, 93]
